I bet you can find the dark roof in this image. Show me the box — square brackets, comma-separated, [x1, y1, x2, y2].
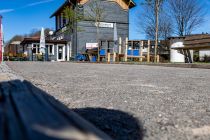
[169, 34, 210, 50]
[21, 38, 67, 45]
[50, 0, 71, 18]
[168, 36, 186, 40]
[50, 0, 136, 18]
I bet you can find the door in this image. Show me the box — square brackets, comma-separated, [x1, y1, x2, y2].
[57, 45, 65, 61]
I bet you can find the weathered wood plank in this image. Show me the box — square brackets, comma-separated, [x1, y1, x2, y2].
[4, 80, 112, 140]
[24, 80, 112, 140]
[0, 86, 4, 140]
[0, 82, 26, 140]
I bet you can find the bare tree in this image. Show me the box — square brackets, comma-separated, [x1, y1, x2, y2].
[28, 28, 52, 37]
[142, 0, 165, 62]
[141, 5, 173, 40]
[168, 0, 205, 36]
[85, 0, 105, 62]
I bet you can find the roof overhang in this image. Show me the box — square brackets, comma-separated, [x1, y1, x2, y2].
[21, 38, 67, 45]
[50, 0, 136, 18]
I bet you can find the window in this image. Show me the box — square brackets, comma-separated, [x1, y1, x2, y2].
[46, 44, 54, 55]
[32, 44, 40, 54]
[63, 16, 67, 27]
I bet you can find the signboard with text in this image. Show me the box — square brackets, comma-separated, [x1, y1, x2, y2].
[95, 22, 114, 28]
[86, 43, 98, 49]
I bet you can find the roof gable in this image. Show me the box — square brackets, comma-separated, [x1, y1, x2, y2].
[50, 0, 135, 17]
[79, 0, 135, 10]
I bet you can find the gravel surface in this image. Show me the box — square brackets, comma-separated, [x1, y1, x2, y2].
[6, 62, 210, 140]
[0, 62, 23, 81]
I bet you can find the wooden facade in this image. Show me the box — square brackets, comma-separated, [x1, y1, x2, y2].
[169, 34, 210, 50]
[184, 34, 210, 50]
[50, 0, 135, 59]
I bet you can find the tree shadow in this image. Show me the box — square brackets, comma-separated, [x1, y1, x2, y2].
[0, 80, 144, 140]
[73, 108, 144, 140]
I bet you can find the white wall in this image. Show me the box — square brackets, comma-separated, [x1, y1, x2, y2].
[170, 38, 185, 63]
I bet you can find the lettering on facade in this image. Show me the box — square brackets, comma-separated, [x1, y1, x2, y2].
[95, 22, 114, 28]
[86, 43, 98, 49]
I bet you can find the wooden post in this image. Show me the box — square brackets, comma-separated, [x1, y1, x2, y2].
[67, 44, 70, 61]
[157, 55, 160, 63]
[89, 55, 92, 62]
[113, 52, 116, 62]
[125, 37, 128, 62]
[119, 37, 122, 54]
[147, 40, 150, 63]
[69, 43, 72, 58]
[140, 41, 143, 62]
[105, 40, 108, 62]
[107, 53, 111, 63]
[97, 42, 100, 62]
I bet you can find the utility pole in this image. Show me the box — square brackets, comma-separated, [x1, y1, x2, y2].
[0, 15, 3, 63]
[154, 0, 161, 63]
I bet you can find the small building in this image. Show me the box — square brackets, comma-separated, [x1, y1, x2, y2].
[20, 37, 68, 61]
[50, 0, 135, 59]
[169, 34, 210, 63]
[4, 41, 22, 57]
[168, 37, 185, 63]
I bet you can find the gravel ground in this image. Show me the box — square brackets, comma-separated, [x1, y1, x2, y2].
[0, 62, 23, 81]
[6, 62, 210, 140]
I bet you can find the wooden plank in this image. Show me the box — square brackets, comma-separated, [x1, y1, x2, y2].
[127, 56, 145, 58]
[24, 80, 112, 140]
[125, 37, 128, 62]
[0, 85, 4, 140]
[7, 80, 112, 140]
[0, 82, 26, 140]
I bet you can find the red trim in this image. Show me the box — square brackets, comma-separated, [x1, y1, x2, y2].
[0, 16, 2, 62]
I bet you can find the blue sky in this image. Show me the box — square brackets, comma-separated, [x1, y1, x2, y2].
[130, 0, 210, 40]
[0, 0, 65, 41]
[0, 0, 210, 41]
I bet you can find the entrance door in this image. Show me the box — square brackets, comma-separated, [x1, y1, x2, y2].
[57, 45, 65, 61]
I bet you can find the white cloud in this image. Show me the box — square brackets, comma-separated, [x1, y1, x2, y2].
[0, 9, 14, 14]
[24, 0, 54, 7]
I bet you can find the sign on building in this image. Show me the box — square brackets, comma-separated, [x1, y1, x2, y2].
[95, 22, 114, 28]
[86, 43, 98, 49]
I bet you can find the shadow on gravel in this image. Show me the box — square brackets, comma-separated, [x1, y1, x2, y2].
[0, 80, 144, 140]
[73, 108, 144, 140]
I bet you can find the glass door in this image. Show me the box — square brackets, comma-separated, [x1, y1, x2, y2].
[57, 45, 65, 61]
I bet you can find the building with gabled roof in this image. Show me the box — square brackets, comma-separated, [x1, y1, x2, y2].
[50, 0, 135, 59]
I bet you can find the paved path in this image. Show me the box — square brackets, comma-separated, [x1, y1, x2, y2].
[6, 62, 210, 140]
